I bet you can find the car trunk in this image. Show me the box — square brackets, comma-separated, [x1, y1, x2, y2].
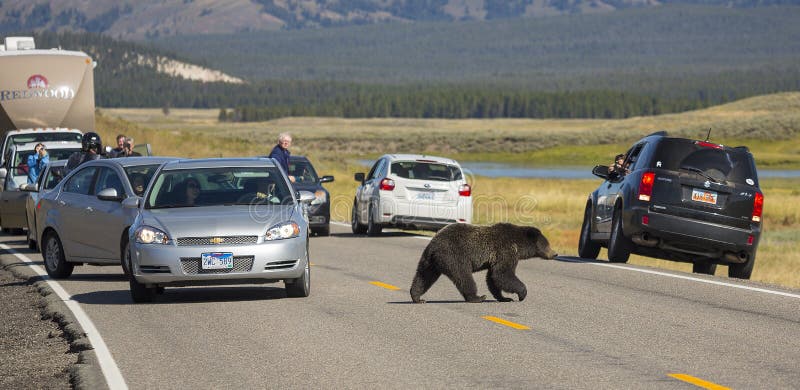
[388, 160, 463, 219]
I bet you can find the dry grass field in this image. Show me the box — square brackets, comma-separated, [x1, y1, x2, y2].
[98, 92, 800, 289]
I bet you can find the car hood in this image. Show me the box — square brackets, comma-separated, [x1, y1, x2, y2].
[141, 205, 298, 238]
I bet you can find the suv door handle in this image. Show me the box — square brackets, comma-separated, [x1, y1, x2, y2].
[85, 206, 93, 212]
[58, 200, 66, 206]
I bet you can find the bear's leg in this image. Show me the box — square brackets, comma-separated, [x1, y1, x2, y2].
[410, 262, 441, 303]
[486, 270, 513, 302]
[444, 268, 485, 303]
[489, 266, 527, 302]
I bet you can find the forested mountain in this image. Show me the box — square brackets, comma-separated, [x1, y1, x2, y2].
[0, 0, 798, 39]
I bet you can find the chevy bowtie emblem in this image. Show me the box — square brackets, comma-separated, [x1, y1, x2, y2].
[209, 237, 224, 244]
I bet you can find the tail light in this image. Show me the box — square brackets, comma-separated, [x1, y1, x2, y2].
[458, 184, 471, 197]
[379, 178, 395, 191]
[638, 172, 655, 201]
[752, 192, 763, 223]
[695, 141, 723, 149]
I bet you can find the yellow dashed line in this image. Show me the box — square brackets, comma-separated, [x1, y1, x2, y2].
[668, 374, 730, 390]
[481, 316, 530, 330]
[370, 281, 401, 291]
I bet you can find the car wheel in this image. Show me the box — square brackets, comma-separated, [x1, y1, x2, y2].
[351, 199, 367, 234]
[607, 207, 631, 263]
[121, 239, 132, 277]
[692, 261, 717, 275]
[43, 232, 74, 279]
[578, 203, 601, 259]
[285, 255, 311, 298]
[314, 225, 330, 237]
[728, 251, 755, 279]
[27, 236, 37, 251]
[366, 204, 383, 236]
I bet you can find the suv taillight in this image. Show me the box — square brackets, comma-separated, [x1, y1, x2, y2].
[752, 192, 763, 223]
[458, 184, 471, 197]
[379, 178, 395, 191]
[638, 172, 655, 201]
[695, 141, 723, 149]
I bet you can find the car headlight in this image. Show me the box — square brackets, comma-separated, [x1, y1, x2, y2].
[264, 221, 301, 241]
[135, 226, 171, 245]
[311, 190, 327, 205]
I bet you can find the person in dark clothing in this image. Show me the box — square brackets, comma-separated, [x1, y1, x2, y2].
[109, 134, 126, 158]
[120, 141, 142, 157]
[268, 132, 295, 183]
[66, 132, 103, 173]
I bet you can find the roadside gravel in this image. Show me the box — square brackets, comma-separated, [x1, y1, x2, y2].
[0, 267, 74, 389]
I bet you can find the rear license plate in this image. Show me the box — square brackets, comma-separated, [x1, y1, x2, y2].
[691, 189, 718, 205]
[416, 192, 435, 200]
[201, 252, 234, 270]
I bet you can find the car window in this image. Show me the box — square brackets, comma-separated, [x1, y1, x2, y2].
[123, 164, 161, 196]
[366, 159, 385, 181]
[63, 167, 97, 195]
[41, 166, 66, 191]
[651, 139, 758, 185]
[390, 161, 463, 181]
[288, 160, 319, 184]
[94, 167, 126, 196]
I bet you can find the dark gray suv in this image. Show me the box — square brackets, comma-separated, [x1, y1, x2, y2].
[578, 131, 763, 279]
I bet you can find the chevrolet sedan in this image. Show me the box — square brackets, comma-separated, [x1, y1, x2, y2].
[125, 158, 314, 303]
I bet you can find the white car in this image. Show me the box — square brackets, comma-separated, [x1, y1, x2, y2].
[352, 154, 472, 236]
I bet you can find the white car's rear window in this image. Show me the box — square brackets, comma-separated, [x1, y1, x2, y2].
[390, 162, 463, 181]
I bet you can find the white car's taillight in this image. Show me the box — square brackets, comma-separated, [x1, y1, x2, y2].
[458, 184, 471, 197]
[379, 178, 395, 191]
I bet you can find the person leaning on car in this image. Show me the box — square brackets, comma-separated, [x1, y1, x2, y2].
[268, 132, 295, 183]
[608, 153, 628, 178]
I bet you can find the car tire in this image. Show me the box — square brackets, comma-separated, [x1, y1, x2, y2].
[692, 261, 717, 275]
[366, 204, 382, 237]
[314, 225, 330, 237]
[285, 254, 311, 298]
[121, 239, 132, 277]
[728, 251, 755, 280]
[607, 207, 631, 263]
[43, 232, 74, 279]
[27, 238, 37, 251]
[351, 199, 367, 234]
[578, 203, 601, 260]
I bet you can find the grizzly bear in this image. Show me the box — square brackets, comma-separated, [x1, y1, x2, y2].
[410, 223, 557, 303]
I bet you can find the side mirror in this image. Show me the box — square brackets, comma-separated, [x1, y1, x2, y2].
[97, 188, 124, 202]
[121, 196, 141, 209]
[592, 165, 611, 180]
[297, 190, 315, 204]
[320, 175, 334, 183]
[354, 172, 365, 182]
[20, 183, 38, 192]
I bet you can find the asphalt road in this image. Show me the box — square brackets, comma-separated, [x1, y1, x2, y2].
[2, 223, 799, 389]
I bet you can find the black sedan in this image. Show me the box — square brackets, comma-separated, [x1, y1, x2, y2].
[289, 156, 334, 236]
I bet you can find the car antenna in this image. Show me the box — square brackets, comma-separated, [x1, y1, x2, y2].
[704, 127, 712, 142]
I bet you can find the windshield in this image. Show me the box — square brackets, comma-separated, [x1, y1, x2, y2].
[390, 161, 463, 181]
[288, 159, 319, 184]
[10, 148, 80, 183]
[10, 133, 82, 145]
[124, 164, 161, 197]
[652, 139, 758, 186]
[145, 166, 294, 209]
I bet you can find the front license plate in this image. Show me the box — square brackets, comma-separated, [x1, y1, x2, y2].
[201, 252, 234, 270]
[691, 189, 718, 205]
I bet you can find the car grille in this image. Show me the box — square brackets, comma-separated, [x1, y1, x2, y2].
[176, 236, 259, 246]
[180, 256, 255, 274]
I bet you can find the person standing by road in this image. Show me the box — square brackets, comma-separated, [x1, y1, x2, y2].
[268, 132, 295, 183]
[65, 132, 103, 173]
[110, 134, 126, 157]
[26, 143, 49, 184]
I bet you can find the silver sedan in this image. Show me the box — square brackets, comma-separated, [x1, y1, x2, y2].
[38, 157, 178, 279]
[126, 158, 314, 303]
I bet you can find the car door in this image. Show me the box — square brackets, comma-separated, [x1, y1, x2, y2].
[358, 158, 386, 223]
[53, 166, 99, 260]
[86, 166, 131, 261]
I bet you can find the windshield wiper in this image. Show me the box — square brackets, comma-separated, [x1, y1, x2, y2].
[680, 166, 722, 184]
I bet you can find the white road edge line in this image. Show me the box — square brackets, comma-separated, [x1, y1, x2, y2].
[1, 244, 128, 390]
[586, 261, 800, 300]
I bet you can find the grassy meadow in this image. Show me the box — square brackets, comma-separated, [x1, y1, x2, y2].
[98, 92, 800, 289]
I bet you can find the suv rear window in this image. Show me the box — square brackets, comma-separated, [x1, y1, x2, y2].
[652, 139, 758, 186]
[390, 162, 463, 181]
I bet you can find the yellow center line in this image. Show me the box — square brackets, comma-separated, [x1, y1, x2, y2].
[668, 374, 731, 390]
[370, 281, 401, 291]
[481, 316, 530, 330]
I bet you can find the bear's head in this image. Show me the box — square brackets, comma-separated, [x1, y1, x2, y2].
[522, 226, 558, 260]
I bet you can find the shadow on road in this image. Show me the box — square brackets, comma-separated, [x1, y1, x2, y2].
[70, 286, 291, 305]
[329, 231, 429, 238]
[67, 273, 128, 282]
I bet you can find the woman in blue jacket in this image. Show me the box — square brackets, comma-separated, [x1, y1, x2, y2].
[27, 143, 49, 184]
